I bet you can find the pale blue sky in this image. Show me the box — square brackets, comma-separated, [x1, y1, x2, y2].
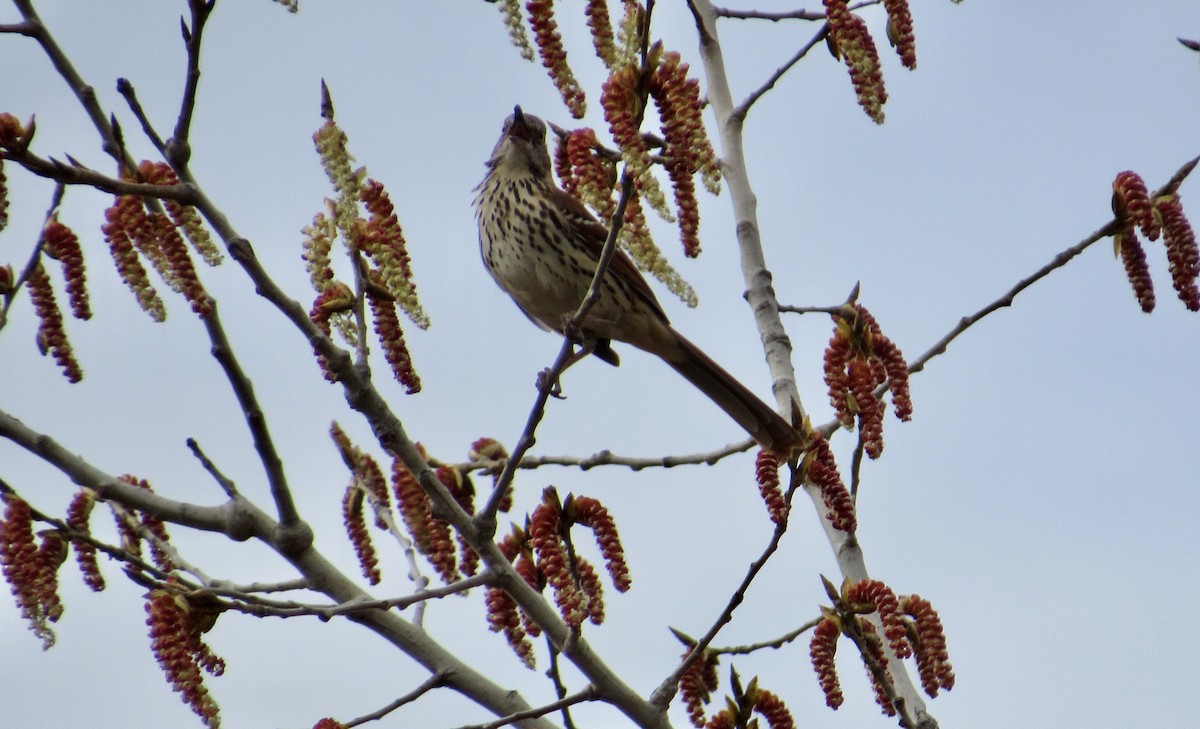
[2, 2, 1198, 728]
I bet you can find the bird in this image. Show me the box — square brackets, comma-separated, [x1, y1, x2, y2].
[473, 106, 801, 456]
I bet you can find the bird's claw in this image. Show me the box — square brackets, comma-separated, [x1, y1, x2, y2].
[537, 368, 566, 399]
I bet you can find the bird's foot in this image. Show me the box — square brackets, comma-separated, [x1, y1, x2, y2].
[537, 368, 567, 399]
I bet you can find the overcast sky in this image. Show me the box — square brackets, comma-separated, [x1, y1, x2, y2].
[2, 2, 1199, 728]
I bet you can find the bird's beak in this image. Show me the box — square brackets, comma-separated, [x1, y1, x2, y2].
[508, 105, 531, 142]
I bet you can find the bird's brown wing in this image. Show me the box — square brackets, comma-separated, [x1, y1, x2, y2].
[549, 185, 671, 324]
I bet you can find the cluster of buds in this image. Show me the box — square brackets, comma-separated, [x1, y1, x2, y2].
[311, 720, 345, 729]
[497, 0, 535, 61]
[555, 64, 715, 305]
[308, 99, 427, 391]
[824, 0, 888, 123]
[529, 487, 629, 626]
[1112, 170, 1199, 312]
[678, 646, 721, 726]
[823, 302, 911, 459]
[467, 437, 514, 513]
[555, 126, 618, 219]
[753, 449, 790, 525]
[649, 50, 721, 258]
[883, 0, 918, 70]
[802, 432, 857, 532]
[102, 193, 166, 321]
[41, 217, 91, 320]
[358, 179, 427, 328]
[584, 0, 619, 66]
[0, 112, 29, 232]
[22, 215, 93, 381]
[305, 277, 353, 381]
[695, 672, 795, 729]
[110, 162, 211, 318]
[436, 464, 480, 578]
[145, 584, 225, 728]
[505, 0, 642, 75]
[65, 489, 105, 592]
[332, 422, 390, 584]
[26, 261, 83, 383]
[364, 268, 421, 394]
[525, 0, 588, 118]
[0, 493, 65, 649]
[331, 426, 480, 585]
[486, 531, 536, 667]
[139, 161, 222, 266]
[114, 475, 176, 573]
[809, 577, 954, 715]
[484, 488, 630, 665]
[392, 450, 474, 584]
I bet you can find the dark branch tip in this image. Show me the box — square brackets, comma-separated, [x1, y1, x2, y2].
[319, 80, 334, 120]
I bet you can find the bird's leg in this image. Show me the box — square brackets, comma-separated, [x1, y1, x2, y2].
[536, 335, 599, 399]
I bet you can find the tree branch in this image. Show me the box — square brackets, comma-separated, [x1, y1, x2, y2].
[457, 687, 601, 729]
[736, 24, 829, 118]
[712, 6, 825, 21]
[171, 0, 215, 162]
[711, 616, 822, 656]
[199, 299, 302, 529]
[686, 0, 806, 426]
[507, 437, 755, 472]
[688, 2, 934, 726]
[908, 155, 1199, 375]
[342, 672, 448, 728]
[9, 0, 138, 171]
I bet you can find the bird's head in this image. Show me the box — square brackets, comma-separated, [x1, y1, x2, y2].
[487, 105, 552, 179]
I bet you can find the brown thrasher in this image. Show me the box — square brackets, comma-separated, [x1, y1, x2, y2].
[474, 106, 800, 456]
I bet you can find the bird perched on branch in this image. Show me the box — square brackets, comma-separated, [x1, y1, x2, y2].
[474, 106, 800, 456]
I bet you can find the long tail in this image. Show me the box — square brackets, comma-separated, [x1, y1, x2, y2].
[659, 329, 801, 457]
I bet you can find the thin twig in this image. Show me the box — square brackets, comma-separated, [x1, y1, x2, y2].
[110, 503, 215, 585]
[713, 7, 825, 21]
[840, 615, 913, 728]
[736, 25, 829, 118]
[200, 300, 300, 527]
[806, 154, 1200, 442]
[456, 687, 600, 729]
[849, 430, 865, 500]
[186, 437, 239, 497]
[9, 0, 136, 171]
[4, 145, 193, 200]
[497, 437, 754, 472]
[0, 182, 64, 330]
[907, 156, 1198, 377]
[205, 572, 490, 620]
[342, 672, 447, 728]
[777, 304, 841, 316]
[711, 616, 822, 655]
[171, 0, 215, 161]
[544, 637, 579, 729]
[0, 21, 37, 34]
[116, 78, 166, 154]
[359, 481, 432, 626]
[214, 577, 309, 594]
[649, 475, 801, 708]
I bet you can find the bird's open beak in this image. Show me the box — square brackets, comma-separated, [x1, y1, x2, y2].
[507, 105, 531, 142]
